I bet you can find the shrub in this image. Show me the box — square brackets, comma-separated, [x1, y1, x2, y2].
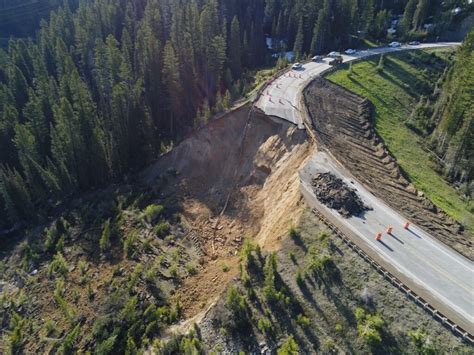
[288, 226, 300, 241]
[99, 218, 111, 254]
[54, 277, 66, 298]
[408, 328, 437, 353]
[44, 225, 60, 253]
[142, 204, 165, 223]
[241, 238, 256, 267]
[186, 263, 198, 276]
[48, 252, 68, 277]
[222, 263, 230, 272]
[20, 242, 39, 271]
[44, 320, 57, 337]
[307, 246, 334, 274]
[123, 231, 137, 258]
[7, 312, 26, 354]
[58, 323, 81, 354]
[78, 260, 88, 276]
[296, 269, 305, 287]
[127, 264, 143, 290]
[169, 264, 179, 280]
[296, 314, 310, 328]
[54, 293, 76, 324]
[257, 317, 272, 334]
[226, 286, 248, 328]
[154, 221, 170, 237]
[355, 308, 385, 346]
[277, 335, 299, 355]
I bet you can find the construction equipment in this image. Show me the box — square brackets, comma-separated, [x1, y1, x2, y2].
[329, 56, 343, 66]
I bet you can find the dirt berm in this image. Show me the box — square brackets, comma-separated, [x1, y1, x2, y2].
[143, 104, 311, 318]
[304, 77, 472, 260]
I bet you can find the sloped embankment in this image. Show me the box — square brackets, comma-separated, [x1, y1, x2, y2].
[143, 104, 310, 318]
[303, 77, 472, 259]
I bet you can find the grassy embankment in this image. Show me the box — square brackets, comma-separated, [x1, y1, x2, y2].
[326, 49, 473, 233]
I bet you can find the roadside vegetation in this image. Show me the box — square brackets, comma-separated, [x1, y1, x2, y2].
[326, 46, 473, 232]
[198, 210, 470, 353]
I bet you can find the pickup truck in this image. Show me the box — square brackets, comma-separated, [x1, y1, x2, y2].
[329, 56, 343, 66]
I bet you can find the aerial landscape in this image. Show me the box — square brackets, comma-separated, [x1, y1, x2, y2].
[0, 0, 472, 353]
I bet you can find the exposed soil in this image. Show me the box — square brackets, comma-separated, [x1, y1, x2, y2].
[144, 104, 310, 318]
[304, 77, 472, 260]
[311, 172, 371, 217]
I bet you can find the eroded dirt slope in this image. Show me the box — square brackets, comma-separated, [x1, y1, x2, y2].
[303, 77, 472, 259]
[144, 104, 311, 318]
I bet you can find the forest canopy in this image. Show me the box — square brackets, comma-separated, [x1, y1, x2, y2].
[0, 0, 471, 228]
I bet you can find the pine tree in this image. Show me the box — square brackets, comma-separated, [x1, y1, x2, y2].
[311, 2, 330, 54]
[162, 41, 183, 136]
[413, 0, 430, 30]
[361, 0, 375, 36]
[399, 0, 417, 35]
[229, 17, 242, 79]
[293, 16, 304, 59]
[0, 165, 34, 223]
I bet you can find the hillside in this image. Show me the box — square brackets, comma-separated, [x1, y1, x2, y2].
[193, 210, 471, 354]
[0, 105, 310, 353]
[326, 46, 473, 233]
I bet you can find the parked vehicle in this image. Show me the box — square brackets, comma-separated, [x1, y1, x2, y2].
[408, 41, 420, 45]
[292, 62, 303, 70]
[312, 55, 323, 62]
[329, 56, 343, 66]
[328, 51, 341, 57]
[345, 49, 356, 55]
[389, 41, 401, 47]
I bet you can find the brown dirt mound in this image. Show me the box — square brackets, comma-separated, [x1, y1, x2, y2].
[311, 172, 371, 217]
[304, 77, 472, 259]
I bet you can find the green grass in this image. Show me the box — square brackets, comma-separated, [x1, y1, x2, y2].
[326, 49, 473, 233]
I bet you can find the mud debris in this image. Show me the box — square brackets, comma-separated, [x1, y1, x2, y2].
[311, 172, 371, 217]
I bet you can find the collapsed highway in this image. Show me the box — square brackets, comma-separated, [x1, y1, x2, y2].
[255, 43, 474, 339]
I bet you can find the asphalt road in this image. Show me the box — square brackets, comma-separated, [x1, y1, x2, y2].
[300, 151, 474, 333]
[255, 42, 460, 128]
[255, 42, 474, 333]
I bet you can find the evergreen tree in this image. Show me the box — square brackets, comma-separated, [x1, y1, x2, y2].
[293, 16, 304, 59]
[400, 0, 417, 34]
[413, 0, 430, 30]
[162, 41, 183, 136]
[361, 0, 375, 36]
[311, 1, 330, 54]
[229, 17, 242, 79]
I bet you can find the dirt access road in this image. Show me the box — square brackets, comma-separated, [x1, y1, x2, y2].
[257, 43, 473, 334]
[255, 42, 460, 128]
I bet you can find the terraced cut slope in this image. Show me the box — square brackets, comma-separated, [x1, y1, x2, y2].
[303, 77, 472, 260]
[325, 50, 473, 233]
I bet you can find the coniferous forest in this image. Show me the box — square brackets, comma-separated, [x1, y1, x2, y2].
[0, 0, 470, 228]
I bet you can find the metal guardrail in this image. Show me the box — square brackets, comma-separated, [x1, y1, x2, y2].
[311, 208, 474, 345]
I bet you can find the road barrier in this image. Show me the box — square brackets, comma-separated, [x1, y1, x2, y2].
[311, 208, 474, 345]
